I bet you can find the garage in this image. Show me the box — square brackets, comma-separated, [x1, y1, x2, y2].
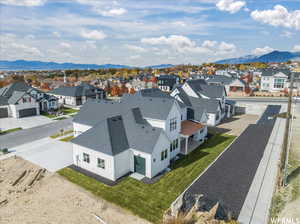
[0, 107, 8, 118]
[19, 108, 37, 118]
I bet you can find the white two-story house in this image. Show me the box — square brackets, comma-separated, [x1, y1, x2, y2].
[260, 71, 289, 92]
[71, 88, 208, 182]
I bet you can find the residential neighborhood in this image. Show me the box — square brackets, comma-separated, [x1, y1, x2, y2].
[1, 0, 300, 224]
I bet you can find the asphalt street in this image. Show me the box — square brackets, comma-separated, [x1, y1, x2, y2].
[0, 118, 73, 149]
[228, 97, 289, 103]
[185, 105, 281, 218]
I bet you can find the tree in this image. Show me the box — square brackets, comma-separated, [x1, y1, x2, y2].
[111, 85, 121, 96]
[129, 88, 136, 94]
[120, 84, 129, 95]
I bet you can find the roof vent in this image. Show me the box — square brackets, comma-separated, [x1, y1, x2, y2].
[152, 128, 155, 131]
[141, 126, 145, 129]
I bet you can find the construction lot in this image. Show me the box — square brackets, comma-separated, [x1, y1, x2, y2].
[0, 157, 150, 224]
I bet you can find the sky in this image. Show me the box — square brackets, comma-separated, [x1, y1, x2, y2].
[0, 0, 300, 66]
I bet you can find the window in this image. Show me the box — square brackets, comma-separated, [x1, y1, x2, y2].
[274, 78, 285, 89]
[161, 149, 168, 161]
[169, 117, 177, 132]
[170, 139, 179, 152]
[83, 153, 90, 163]
[97, 158, 105, 169]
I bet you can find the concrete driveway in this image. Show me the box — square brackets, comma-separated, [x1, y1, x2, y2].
[5, 137, 73, 172]
[0, 116, 54, 131]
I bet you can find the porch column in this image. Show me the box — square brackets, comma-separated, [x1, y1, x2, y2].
[185, 136, 188, 155]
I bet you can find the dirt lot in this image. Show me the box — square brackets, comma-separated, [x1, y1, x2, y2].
[209, 114, 259, 136]
[0, 157, 150, 224]
[277, 105, 300, 220]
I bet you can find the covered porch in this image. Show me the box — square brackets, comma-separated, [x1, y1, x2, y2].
[180, 120, 207, 155]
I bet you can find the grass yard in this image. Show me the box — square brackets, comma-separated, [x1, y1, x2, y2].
[62, 107, 79, 115]
[58, 134, 235, 223]
[50, 129, 74, 139]
[0, 127, 22, 135]
[40, 112, 57, 119]
[60, 135, 75, 142]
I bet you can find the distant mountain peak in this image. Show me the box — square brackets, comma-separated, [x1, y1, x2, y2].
[216, 50, 300, 64]
[0, 60, 174, 71]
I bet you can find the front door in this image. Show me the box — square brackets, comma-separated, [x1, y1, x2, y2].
[134, 155, 145, 175]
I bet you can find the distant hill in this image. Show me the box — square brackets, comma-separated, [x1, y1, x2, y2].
[0, 60, 175, 71]
[216, 51, 300, 64]
[144, 64, 174, 69]
[0, 60, 132, 71]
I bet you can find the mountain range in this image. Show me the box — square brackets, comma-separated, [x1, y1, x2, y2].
[0, 60, 174, 71]
[216, 50, 300, 64]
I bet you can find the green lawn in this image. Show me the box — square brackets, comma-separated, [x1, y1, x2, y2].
[58, 134, 235, 223]
[62, 107, 79, 115]
[50, 129, 74, 139]
[40, 112, 57, 119]
[41, 107, 79, 119]
[0, 127, 22, 135]
[60, 135, 75, 142]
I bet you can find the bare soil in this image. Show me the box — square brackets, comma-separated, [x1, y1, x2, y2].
[278, 105, 300, 219]
[0, 157, 150, 224]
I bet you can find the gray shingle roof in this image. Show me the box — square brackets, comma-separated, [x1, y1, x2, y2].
[8, 91, 27, 105]
[0, 96, 8, 106]
[186, 79, 225, 98]
[74, 94, 176, 126]
[0, 82, 31, 98]
[49, 83, 103, 97]
[188, 96, 219, 115]
[71, 108, 164, 155]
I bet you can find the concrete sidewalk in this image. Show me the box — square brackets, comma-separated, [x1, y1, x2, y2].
[238, 106, 286, 224]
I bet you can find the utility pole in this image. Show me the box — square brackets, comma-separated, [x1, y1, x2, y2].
[279, 72, 294, 187]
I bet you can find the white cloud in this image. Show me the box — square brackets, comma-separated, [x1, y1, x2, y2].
[218, 41, 236, 53]
[293, 45, 300, 52]
[129, 55, 141, 60]
[80, 29, 106, 40]
[97, 8, 127, 16]
[0, 0, 46, 6]
[141, 35, 196, 53]
[202, 40, 218, 48]
[252, 46, 274, 55]
[281, 30, 295, 38]
[141, 35, 236, 55]
[216, 0, 246, 14]
[251, 5, 300, 30]
[0, 33, 43, 59]
[125, 44, 147, 53]
[60, 42, 72, 48]
[53, 31, 61, 38]
[172, 21, 187, 27]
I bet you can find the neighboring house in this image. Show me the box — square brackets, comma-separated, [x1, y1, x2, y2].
[71, 88, 208, 181]
[260, 70, 289, 92]
[171, 87, 221, 126]
[157, 75, 180, 92]
[206, 76, 246, 94]
[49, 83, 106, 106]
[176, 79, 232, 121]
[0, 82, 58, 118]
